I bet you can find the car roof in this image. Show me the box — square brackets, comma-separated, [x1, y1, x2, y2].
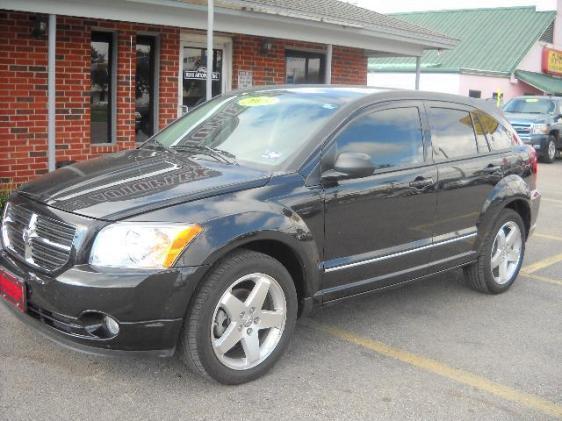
[233, 84, 494, 107]
[231, 84, 508, 124]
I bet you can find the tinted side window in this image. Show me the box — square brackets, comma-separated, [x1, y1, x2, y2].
[430, 108, 477, 161]
[335, 107, 424, 171]
[471, 111, 491, 153]
[473, 111, 513, 151]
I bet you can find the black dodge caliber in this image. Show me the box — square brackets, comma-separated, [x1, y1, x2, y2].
[0, 87, 541, 384]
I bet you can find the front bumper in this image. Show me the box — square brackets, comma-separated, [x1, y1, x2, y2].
[0, 250, 207, 356]
[520, 134, 550, 155]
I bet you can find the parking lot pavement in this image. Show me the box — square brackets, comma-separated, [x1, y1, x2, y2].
[1, 164, 562, 421]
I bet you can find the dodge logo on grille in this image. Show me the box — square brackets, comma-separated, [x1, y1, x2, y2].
[22, 214, 38, 263]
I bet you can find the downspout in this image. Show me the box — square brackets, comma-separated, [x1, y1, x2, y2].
[415, 56, 421, 90]
[47, 14, 56, 171]
[206, 0, 214, 101]
[325, 44, 332, 84]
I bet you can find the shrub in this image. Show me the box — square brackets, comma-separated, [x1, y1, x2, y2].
[0, 183, 16, 213]
[0, 190, 10, 213]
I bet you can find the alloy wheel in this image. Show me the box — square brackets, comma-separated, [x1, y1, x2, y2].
[490, 221, 522, 285]
[211, 273, 287, 370]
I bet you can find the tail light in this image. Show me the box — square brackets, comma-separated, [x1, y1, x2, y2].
[527, 145, 538, 175]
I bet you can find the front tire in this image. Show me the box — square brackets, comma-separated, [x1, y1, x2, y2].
[179, 249, 297, 384]
[541, 136, 557, 163]
[464, 209, 525, 294]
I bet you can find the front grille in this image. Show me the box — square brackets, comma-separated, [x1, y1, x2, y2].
[2, 203, 76, 272]
[511, 123, 532, 138]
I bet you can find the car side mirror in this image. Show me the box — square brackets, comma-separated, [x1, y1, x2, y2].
[321, 152, 374, 182]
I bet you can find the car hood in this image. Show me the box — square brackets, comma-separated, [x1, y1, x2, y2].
[18, 148, 270, 220]
[504, 112, 549, 124]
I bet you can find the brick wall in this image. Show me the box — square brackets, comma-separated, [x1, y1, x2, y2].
[0, 12, 49, 187]
[1, 12, 367, 190]
[231, 34, 367, 88]
[0, 11, 179, 189]
[332, 45, 368, 85]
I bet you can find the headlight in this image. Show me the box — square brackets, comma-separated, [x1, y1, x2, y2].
[89, 223, 202, 269]
[1, 203, 11, 250]
[531, 123, 549, 134]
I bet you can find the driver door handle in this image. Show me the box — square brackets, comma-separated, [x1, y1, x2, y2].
[409, 176, 434, 189]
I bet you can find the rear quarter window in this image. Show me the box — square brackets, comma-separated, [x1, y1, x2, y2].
[470, 112, 491, 153]
[473, 111, 513, 151]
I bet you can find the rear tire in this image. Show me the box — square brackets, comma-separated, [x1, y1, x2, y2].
[463, 209, 525, 294]
[178, 249, 297, 384]
[541, 136, 557, 163]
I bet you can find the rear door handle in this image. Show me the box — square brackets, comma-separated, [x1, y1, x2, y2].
[483, 164, 502, 174]
[409, 177, 434, 189]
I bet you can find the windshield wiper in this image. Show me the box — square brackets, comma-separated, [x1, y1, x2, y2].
[171, 143, 236, 165]
[141, 138, 173, 152]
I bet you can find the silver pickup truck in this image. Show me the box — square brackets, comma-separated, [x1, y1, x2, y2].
[503, 96, 562, 163]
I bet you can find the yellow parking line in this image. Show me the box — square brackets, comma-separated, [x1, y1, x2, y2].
[534, 233, 562, 242]
[522, 253, 562, 274]
[521, 272, 562, 287]
[304, 321, 562, 418]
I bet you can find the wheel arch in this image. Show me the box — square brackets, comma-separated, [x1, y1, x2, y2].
[476, 175, 532, 249]
[174, 205, 322, 317]
[192, 234, 318, 318]
[241, 239, 310, 316]
[504, 198, 531, 239]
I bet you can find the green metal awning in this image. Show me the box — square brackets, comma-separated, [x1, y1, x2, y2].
[369, 7, 556, 74]
[515, 70, 562, 94]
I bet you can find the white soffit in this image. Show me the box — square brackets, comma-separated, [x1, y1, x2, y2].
[2, 0, 454, 56]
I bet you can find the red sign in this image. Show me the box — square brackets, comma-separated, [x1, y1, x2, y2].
[542, 47, 562, 76]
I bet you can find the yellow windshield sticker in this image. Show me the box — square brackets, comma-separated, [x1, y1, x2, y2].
[525, 98, 539, 102]
[238, 97, 280, 107]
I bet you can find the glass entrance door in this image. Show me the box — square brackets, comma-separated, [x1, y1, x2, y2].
[182, 47, 223, 109]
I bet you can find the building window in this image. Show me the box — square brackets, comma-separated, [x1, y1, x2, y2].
[469, 90, 481, 98]
[90, 32, 115, 144]
[492, 91, 504, 106]
[285, 50, 325, 84]
[136, 35, 158, 142]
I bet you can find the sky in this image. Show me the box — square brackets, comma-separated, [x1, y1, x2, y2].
[342, 0, 558, 14]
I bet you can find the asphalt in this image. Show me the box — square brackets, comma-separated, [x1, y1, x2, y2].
[1, 163, 561, 420]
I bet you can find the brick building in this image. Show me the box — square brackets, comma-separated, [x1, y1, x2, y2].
[0, 0, 454, 188]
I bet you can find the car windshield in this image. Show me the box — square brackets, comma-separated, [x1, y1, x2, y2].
[144, 88, 369, 169]
[503, 98, 556, 114]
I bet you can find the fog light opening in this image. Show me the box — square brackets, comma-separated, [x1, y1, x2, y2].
[80, 311, 120, 338]
[104, 315, 120, 336]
